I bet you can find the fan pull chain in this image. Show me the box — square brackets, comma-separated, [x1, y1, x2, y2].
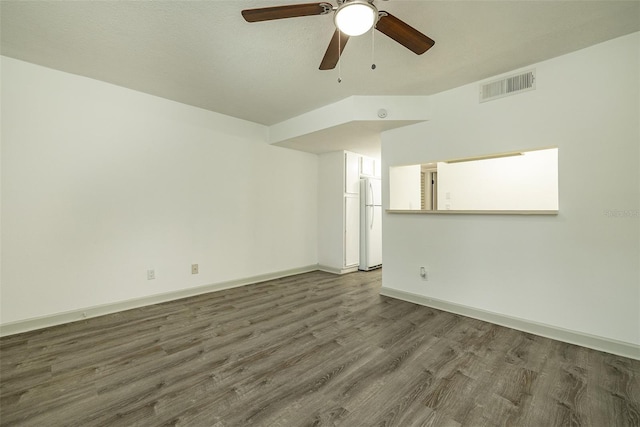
[338, 31, 342, 83]
[371, 27, 376, 70]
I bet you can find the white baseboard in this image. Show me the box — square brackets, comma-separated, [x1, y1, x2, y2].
[317, 265, 358, 275]
[0, 265, 319, 337]
[380, 287, 640, 361]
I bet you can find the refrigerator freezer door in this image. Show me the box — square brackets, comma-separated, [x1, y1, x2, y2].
[366, 178, 382, 206]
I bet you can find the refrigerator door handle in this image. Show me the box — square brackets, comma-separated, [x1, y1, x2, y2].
[370, 205, 374, 229]
[369, 181, 374, 206]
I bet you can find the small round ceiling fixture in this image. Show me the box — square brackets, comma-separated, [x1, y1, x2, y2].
[334, 0, 378, 36]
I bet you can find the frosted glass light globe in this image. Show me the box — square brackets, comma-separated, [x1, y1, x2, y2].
[334, 1, 377, 37]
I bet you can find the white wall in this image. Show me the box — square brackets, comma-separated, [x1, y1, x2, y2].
[388, 164, 421, 210]
[1, 57, 318, 325]
[437, 148, 558, 211]
[382, 33, 640, 347]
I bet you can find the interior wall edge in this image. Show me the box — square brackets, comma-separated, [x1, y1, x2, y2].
[380, 286, 640, 361]
[0, 264, 320, 338]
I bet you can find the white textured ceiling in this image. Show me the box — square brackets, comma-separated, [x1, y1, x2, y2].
[2, 1, 639, 155]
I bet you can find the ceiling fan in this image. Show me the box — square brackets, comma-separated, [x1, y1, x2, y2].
[241, 0, 435, 70]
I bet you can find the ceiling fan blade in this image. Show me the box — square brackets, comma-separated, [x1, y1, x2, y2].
[242, 3, 332, 23]
[376, 12, 435, 55]
[319, 29, 350, 70]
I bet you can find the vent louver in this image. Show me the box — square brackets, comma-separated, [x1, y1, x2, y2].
[480, 69, 536, 103]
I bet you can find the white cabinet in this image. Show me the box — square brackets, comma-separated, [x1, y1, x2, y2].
[345, 152, 361, 194]
[319, 150, 381, 273]
[374, 158, 382, 178]
[360, 155, 381, 178]
[344, 196, 360, 267]
[361, 156, 375, 177]
[344, 152, 362, 268]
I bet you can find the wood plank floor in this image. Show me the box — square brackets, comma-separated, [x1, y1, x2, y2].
[1, 270, 639, 426]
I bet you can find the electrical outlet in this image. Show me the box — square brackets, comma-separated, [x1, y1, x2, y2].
[191, 264, 199, 274]
[147, 269, 155, 280]
[420, 266, 428, 281]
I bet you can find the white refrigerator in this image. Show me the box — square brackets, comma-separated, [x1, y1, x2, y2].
[359, 177, 382, 271]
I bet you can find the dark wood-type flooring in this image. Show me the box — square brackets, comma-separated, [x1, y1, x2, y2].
[1, 270, 639, 426]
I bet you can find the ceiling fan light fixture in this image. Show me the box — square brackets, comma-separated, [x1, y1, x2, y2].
[334, 0, 377, 36]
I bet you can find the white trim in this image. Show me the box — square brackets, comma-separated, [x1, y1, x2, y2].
[386, 209, 558, 215]
[317, 264, 358, 275]
[0, 265, 319, 337]
[380, 286, 640, 361]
